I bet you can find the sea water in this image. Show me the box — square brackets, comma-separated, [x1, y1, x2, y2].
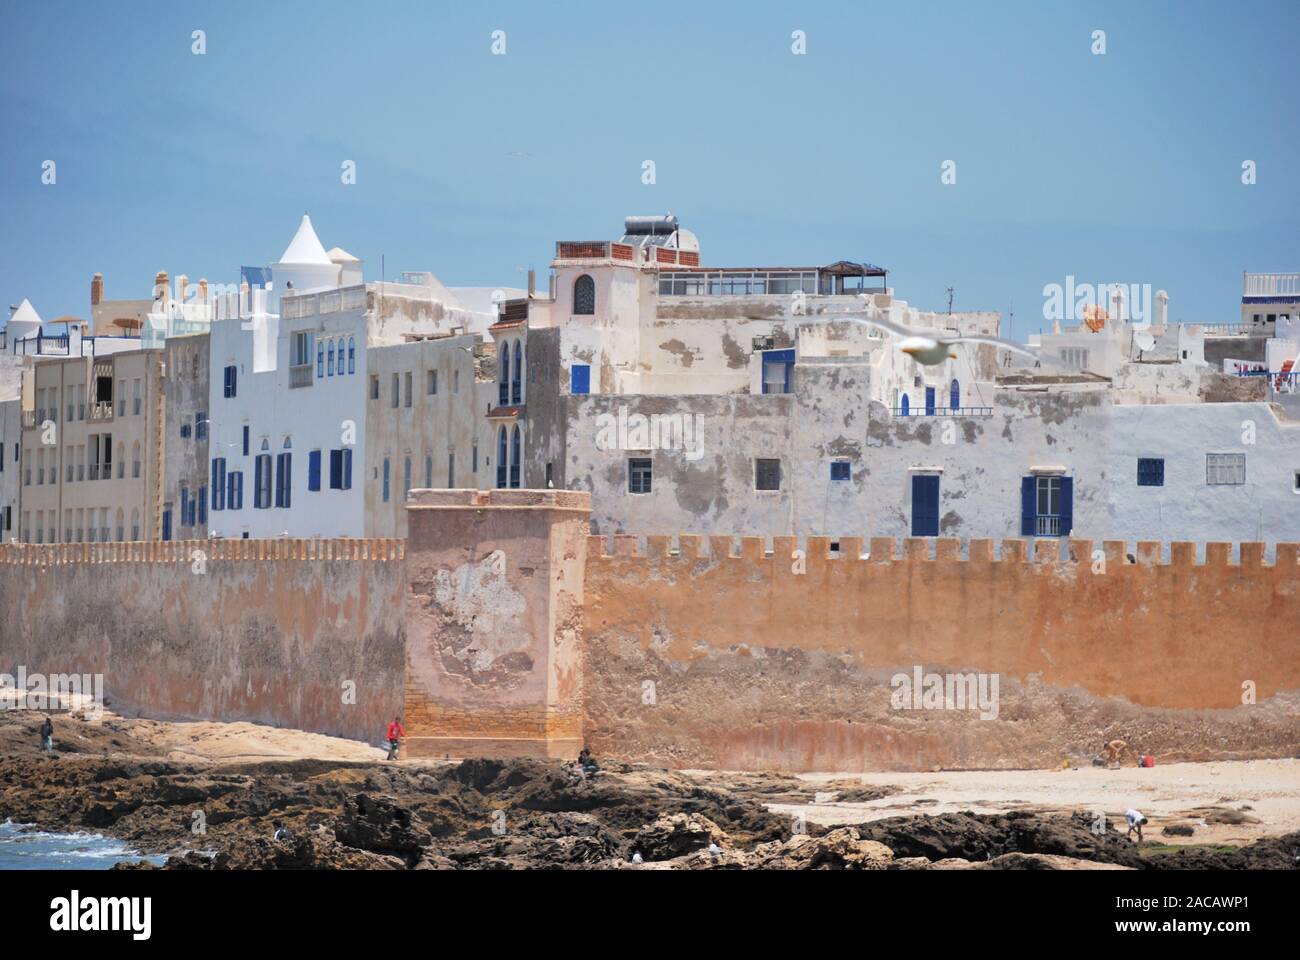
[0, 820, 167, 870]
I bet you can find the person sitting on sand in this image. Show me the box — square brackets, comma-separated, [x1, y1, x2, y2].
[386, 716, 405, 761]
[577, 745, 599, 777]
[1125, 809, 1148, 842]
[273, 821, 293, 843]
[39, 715, 53, 753]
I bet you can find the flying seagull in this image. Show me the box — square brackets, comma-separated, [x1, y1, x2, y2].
[839, 314, 1044, 367]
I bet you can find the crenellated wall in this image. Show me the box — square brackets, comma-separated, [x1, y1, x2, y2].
[0, 539, 406, 743]
[581, 533, 1300, 771]
[2, 513, 1298, 772]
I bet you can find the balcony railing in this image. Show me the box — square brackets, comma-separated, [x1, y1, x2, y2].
[289, 363, 313, 389]
[891, 406, 994, 418]
[88, 401, 113, 421]
[1035, 515, 1062, 537]
[1243, 272, 1300, 298]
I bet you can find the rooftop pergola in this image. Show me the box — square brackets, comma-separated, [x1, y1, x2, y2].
[819, 260, 888, 294]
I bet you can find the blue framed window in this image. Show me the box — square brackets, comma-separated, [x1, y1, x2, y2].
[950, 378, 960, 410]
[1137, 458, 1164, 487]
[510, 426, 521, 488]
[223, 365, 238, 398]
[329, 449, 352, 490]
[382, 457, 390, 502]
[348, 338, 355, 374]
[317, 340, 324, 378]
[570, 364, 590, 395]
[496, 427, 508, 488]
[275, 452, 292, 508]
[1021, 474, 1073, 538]
[761, 349, 795, 394]
[830, 461, 851, 482]
[211, 458, 226, 510]
[925, 387, 936, 416]
[512, 341, 523, 404]
[254, 454, 272, 509]
[242, 425, 249, 456]
[327, 341, 335, 376]
[499, 346, 511, 405]
[308, 450, 321, 491]
[226, 470, 243, 510]
[195, 412, 207, 441]
[197, 484, 207, 526]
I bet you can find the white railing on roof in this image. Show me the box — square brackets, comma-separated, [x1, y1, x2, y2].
[1244, 272, 1300, 297]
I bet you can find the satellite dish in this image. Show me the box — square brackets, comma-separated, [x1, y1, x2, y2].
[1133, 331, 1156, 352]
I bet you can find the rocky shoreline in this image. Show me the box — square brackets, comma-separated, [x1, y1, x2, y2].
[0, 713, 1296, 870]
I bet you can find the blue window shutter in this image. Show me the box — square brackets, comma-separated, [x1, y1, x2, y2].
[900, 394, 909, 416]
[1020, 476, 1036, 536]
[925, 387, 936, 416]
[242, 426, 249, 457]
[343, 449, 352, 489]
[162, 510, 171, 541]
[950, 378, 960, 409]
[570, 364, 590, 395]
[308, 451, 321, 491]
[911, 474, 940, 536]
[230, 366, 237, 397]
[1059, 477, 1074, 537]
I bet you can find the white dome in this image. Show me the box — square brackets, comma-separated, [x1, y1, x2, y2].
[4, 298, 42, 340]
[278, 215, 332, 266]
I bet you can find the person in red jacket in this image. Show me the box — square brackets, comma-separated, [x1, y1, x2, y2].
[385, 716, 405, 761]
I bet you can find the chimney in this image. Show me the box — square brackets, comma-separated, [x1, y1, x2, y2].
[90, 272, 103, 306]
[527, 269, 536, 297]
[198, 278, 209, 302]
[1155, 290, 1169, 326]
[154, 270, 169, 302]
[176, 274, 189, 303]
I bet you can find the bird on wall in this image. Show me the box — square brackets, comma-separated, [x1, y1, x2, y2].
[843, 314, 1045, 367]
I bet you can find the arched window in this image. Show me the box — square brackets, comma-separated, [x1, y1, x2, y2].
[510, 426, 521, 488]
[499, 341, 510, 405]
[131, 441, 141, 479]
[950, 378, 960, 410]
[511, 341, 522, 404]
[116, 441, 125, 478]
[316, 339, 324, 377]
[900, 394, 910, 416]
[573, 275, 595, 315]
[115, 508, 124, 542]
[496, 427, 508, 489]
[131, 508, 140, 541]
[328, 340, 335, 376]
[348, 337, 355, 374]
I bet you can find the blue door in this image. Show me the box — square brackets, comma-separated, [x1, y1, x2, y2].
[925, 387, 936, 416]
[162, 509, 172, 542]
[570, 364, 590, 395]
[950, 378, 960, 409]
[900, 394, 910, 416]
[911, 474, 940, 536]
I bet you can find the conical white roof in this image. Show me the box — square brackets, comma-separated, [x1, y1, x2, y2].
[277, 214, 332, 266]
[4, 298, 42, 331]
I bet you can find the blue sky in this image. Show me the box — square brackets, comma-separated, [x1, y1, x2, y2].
[1, 0, 1296, 340]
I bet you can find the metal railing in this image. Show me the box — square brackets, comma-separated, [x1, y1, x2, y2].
[1243, 272, 1300, 297]
[1035, 515, 1062, 537]
[891, 405, 994, 418]
[289, 363, 313, 389]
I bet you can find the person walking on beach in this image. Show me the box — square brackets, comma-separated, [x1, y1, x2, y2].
[39, 715, 53, 753]
[386, 716, 405, 761]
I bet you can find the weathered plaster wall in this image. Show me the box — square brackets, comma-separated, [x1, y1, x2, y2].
[582, 534, 1300, 771]
[0, 539, 406, 742]
[403, 489, 590, 759]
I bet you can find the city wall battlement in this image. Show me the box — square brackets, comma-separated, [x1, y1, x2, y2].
[2, 492, 1298, 771]
[586, 533, 1300, 568]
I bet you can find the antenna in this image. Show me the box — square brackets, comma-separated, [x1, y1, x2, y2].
[946, 287, 954, 315]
